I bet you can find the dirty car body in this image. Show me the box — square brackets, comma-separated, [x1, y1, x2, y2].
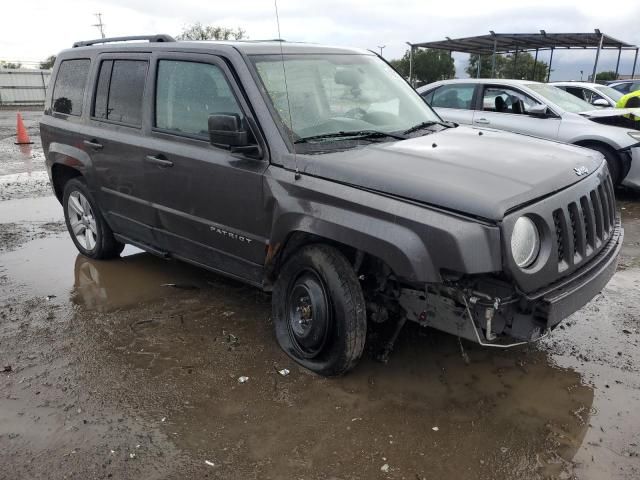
[40, 37, 623, 375]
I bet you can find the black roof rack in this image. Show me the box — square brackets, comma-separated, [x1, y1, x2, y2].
[73, 34, 175, 48]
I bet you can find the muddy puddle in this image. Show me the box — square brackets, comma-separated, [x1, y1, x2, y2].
[1, 227, 638, 479]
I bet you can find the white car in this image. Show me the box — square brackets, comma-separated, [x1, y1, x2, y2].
[418, 79, 640, 189]
[550, 81, 624, 108]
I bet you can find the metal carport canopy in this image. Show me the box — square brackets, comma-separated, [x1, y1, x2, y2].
[408, 31, 639, 82]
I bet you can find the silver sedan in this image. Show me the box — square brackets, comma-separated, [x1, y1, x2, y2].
[418, 79, 640, 189]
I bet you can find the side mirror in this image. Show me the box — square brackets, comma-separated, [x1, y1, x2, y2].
[528, 104, 549, 117]
[208, 114, 248, 147]
[592, 98, 609, 108]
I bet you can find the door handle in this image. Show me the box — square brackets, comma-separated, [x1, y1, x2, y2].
[474, 118, 490, 125]
[145, 154, 174, 168]
[83, 139, 103, 150]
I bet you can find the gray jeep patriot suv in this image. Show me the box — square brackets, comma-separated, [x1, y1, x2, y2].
[41, 35, 623, 375]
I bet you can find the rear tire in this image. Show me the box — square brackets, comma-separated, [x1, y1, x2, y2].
[272, 244, 367, 376]
[63, 178, 124, 259]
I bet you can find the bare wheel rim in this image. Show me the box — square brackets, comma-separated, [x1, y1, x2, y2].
[67, 191, 98, 251]
[286, 268, 331, 358]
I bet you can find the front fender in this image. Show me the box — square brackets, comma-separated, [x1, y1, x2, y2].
[266, 169, 502, 283]
[271, 209, 432, 283]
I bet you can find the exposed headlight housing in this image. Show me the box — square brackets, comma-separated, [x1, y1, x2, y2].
[511, 216, 540, 269]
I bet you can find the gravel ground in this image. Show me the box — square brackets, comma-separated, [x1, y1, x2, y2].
[0, 110, 639, 479]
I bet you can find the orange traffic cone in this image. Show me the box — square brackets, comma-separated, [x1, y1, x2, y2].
[15, 112, 33, 145]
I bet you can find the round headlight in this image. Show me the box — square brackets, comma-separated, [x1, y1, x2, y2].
[511, 216, 540, 268]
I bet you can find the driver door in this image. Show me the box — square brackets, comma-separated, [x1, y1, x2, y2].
[472, 84, 561, 141]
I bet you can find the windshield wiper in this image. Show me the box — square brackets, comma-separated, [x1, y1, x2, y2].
[402, 120, 453, 135]
[294, 130, 406, 144]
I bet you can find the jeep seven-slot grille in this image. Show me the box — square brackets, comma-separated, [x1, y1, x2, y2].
[552, 174, 616, 271]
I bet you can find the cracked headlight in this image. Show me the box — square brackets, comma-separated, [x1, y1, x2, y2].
[511, 216, 540, 269]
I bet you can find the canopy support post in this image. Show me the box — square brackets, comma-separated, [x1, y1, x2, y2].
[632, 48, 638, 79]
[547, 47, 554, 82]
[532, 48, 539, 80]
[592, 32, 604, 82]
[615, 46, 622, 78]
[491, 36, 497, 77]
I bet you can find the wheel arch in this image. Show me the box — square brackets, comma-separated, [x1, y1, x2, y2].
[47, 142, 93, 203]
[572, 139, 630, 181]
[265, 212, 436, 286]
[51, 163, 83, 202]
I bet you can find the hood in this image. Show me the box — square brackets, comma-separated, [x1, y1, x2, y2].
[298, 126, 603, 220]
[580, 107, 640, 118]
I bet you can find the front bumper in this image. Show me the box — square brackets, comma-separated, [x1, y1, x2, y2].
[399, 219, 623, 346]
[621, 146, 640, 190]
[526, 218, 622, 326]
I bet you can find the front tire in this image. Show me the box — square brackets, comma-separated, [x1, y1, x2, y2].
[272, 244, 367, 376]
[63, 178, 124, 259]
[586, 143, 622, 185]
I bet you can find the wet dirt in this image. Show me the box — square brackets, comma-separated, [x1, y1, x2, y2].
[1, 118, 639, 479]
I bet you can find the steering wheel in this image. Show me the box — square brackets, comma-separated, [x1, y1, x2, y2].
[343, 107, 367, 120]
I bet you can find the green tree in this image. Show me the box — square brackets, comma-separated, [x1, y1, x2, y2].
[389, 48, 455, 86]
[39, 55, 56, 70]
[466, 52, 548, 81]
[594, 70, 617, 82]
[176, 23, 246, 41]
[0, 61, 22, 69]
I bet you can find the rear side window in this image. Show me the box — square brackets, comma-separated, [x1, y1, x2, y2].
[93, 59, 148, 126]
[155, 60, 242, 137]
[52, 59, 90, 116]
[430, 84, 475, 109]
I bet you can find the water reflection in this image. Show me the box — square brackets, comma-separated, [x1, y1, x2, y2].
[71, 251, 212, 312]
[67, 250, 595, 479]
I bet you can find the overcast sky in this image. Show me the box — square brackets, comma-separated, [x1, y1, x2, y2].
[3, 0, 640, 80]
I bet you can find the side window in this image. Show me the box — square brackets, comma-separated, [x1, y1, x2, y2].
[155, 60, 242, 137]
[482, 86, 541, 115]
[93, 59, 148, 126]
[564, 86, 588, 102]
[420, 89, 435, 104]
[430, 84, 475, 109]
[52, 59, 90, 116]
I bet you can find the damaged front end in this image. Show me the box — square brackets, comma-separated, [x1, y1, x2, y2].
[399, 161, 624, 348]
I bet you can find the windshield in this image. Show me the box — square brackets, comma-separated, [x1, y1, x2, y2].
[250, 54, 441, 145]
[526, 83, 596, 113]
[595, 85, 624, 102]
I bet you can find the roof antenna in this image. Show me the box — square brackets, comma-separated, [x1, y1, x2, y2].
[274, 0, 300, 180]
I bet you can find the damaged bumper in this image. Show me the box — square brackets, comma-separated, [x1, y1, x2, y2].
[400, 219, 623, 346]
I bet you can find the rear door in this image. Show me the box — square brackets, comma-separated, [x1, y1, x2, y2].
[85, 53, 155, 245]
[472, 84, 561, 140]
[421, 83, 476, 125]
[140, 52, 269, 284]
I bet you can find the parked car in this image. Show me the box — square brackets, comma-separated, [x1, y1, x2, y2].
[607, 80, 640, 95]
[551, 81, 623, 108]
[41, 36, 622, 375]
[418, 79, 640, 188]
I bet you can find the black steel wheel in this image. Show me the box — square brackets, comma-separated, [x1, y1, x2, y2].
[272, 244, 367, 376]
